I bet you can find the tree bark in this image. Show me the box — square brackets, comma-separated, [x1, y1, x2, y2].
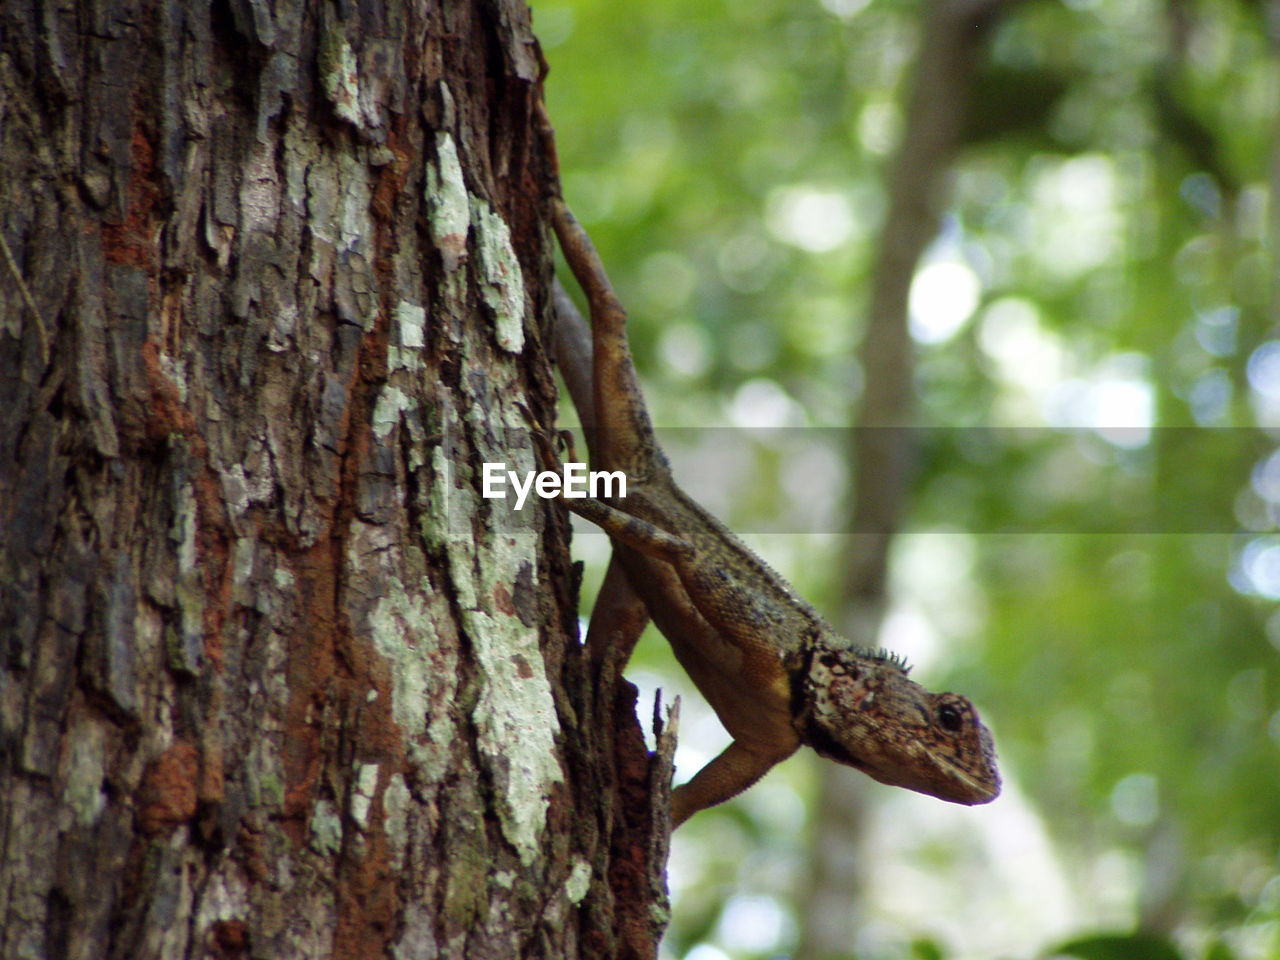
[0, 3, 671, 958]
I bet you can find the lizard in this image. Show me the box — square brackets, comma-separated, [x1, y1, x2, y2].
[533, 105, 1000, 829]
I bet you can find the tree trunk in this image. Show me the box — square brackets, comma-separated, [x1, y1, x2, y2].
[0, 3, 672, 958]
[797, 2, 1016, 956]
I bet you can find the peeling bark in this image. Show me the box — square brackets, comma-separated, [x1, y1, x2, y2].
[0, 3, 672, 958]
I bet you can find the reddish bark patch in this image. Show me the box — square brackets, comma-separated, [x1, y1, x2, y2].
[333, 819, 400, 960]
[101, 122, 162, 270]
[371, 128, 413, 224]
[193, 467, 233, 671]
[210, 919, 250, 957]
[282, 527, 404, 960]
[236, 819, 271, 884]
[493, 582, 516, 616]
[279, 539, 339, 846]
[141, 339, 197, 440]
[138, 740, 199, 836]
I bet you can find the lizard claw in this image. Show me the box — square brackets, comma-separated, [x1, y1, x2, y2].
[556, 427, 580, 464]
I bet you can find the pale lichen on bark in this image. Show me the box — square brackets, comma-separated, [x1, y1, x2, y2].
[390, 299, 426, 372]
[426, 124, 528, 353]
[564, 857, 593, 905]
[310, 799, 344, 856]
[168, 478, 204, 676]
[465, 605, 562, 866]
[427, 130, 471, 273]
[372, 384, 411, 440]
[194, 868, 252, 946]
[319, 30, 362, 127]
[383, 773, 413, 871]
[350, 762, 380, 831]
[470, 198, 527, 353]
[63, 721, 108, 827]
[304, 150, 379, 330]
[367, 571, 460, 783]
[420, 115, 564, 866]
[405, 351, 562, 869]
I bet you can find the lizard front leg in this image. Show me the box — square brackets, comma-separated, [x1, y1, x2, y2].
[671, 739, 799, 827]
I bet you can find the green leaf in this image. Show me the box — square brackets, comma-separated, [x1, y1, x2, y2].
[1046, 932, 1187, 960]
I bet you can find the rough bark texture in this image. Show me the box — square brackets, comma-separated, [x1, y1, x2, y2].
[0, 3, 672, 958]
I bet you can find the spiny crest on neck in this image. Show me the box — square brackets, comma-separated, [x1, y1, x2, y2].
[812, 638, 911, 675]
[864, 647, 910, 673]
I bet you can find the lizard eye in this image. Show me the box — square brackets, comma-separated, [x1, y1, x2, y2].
[937, 701, 965, 733]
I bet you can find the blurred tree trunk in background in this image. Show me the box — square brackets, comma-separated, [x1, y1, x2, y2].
[1258, 0, 1280, 338]
[797, 2, 1017, 956]
[0, 3, 671, 958]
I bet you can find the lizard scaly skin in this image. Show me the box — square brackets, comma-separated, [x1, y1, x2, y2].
[536, 107, 999, 827]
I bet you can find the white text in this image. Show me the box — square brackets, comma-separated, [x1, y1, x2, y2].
[481, 462, 627, 510]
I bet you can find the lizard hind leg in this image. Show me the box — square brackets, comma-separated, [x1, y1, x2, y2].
[670, 739, 798, 828]
[585, 554, 650, 682]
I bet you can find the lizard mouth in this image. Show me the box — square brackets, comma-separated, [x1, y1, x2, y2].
[804, 727, 995, 798]
[936, 753, 1001, 804]
[947, 771, 1000, 804]
[807, 723, 1000, 803]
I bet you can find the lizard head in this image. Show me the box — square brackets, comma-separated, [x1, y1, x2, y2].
[795, 642, 1000, 805]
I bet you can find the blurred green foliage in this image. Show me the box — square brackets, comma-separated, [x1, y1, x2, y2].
[534, 0, 1279, 957]
[1047, 932, 1190, 960]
